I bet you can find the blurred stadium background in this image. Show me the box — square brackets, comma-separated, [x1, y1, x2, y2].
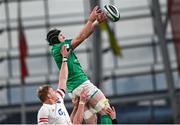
[1, 0, 180, 124]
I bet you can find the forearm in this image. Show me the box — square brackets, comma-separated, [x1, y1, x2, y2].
[70, 106, 78, 122]
[80, 20, 98, 40]
[72, 20, 99, 49]
[73, 103, 85, 124]
[58, 61, 68, 90]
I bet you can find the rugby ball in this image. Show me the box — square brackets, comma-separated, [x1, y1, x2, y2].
[103, 4, 120, 22]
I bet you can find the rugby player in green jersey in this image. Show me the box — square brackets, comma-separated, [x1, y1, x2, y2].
[46, 6, 112, 124]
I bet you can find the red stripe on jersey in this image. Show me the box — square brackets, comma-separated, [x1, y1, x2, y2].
[39, 118, 48, 120]
[39, 118, 48, 123]
[39, 120, 48, 123]
[56, 90, 63, 97]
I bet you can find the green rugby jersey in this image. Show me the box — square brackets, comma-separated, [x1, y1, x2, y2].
[51, 39, 88, 92]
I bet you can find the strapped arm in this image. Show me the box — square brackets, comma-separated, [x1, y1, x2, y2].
[58, 46, 70, 93]
[58, 59, 68, 92]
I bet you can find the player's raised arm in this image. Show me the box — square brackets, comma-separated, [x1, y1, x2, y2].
[71, 6, 107, 50]
[58, 46, 71, 92]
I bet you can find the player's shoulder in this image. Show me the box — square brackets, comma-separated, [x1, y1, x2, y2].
[51, 39, 71, 49]
[51, 42, 62, 55]
[38, 104, 51, 113]
[65, 39, 72, 42]
[37, 104, 50, 123]
[51, 39, 73, 54]
[51, 42, 61, 49]
[38, 105, 46, 112]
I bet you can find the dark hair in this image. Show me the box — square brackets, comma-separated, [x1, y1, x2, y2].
[46, 29, 61, 46]
[37, 85, 50, 102]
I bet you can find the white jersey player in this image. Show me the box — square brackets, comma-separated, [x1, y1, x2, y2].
[37, 46, 72, 125]
[38, 89, 72, 125]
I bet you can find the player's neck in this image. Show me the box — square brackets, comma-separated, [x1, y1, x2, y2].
[44, 99, 56, 105]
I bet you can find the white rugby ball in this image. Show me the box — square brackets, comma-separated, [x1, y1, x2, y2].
[103, 4, 120, 22]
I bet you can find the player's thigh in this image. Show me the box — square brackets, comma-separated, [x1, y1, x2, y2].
[72, 82, 99, 100]
[89, 89, 106, 105]
[88, 89, 110, 114]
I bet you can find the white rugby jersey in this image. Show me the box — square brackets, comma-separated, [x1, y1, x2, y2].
[37, 89, 72, 125]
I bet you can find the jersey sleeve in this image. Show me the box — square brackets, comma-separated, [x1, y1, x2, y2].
[56, 89, 65, 99]
[37, 107, 49, 125]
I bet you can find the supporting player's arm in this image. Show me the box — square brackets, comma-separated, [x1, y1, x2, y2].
[73, 89, 89, 124]
[70, 97, 79, 122]
[105, 106, 118, 124]
[58, 46, 71, 92]
[71, 6, 107, 50]
[70, 106, 78, 122]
